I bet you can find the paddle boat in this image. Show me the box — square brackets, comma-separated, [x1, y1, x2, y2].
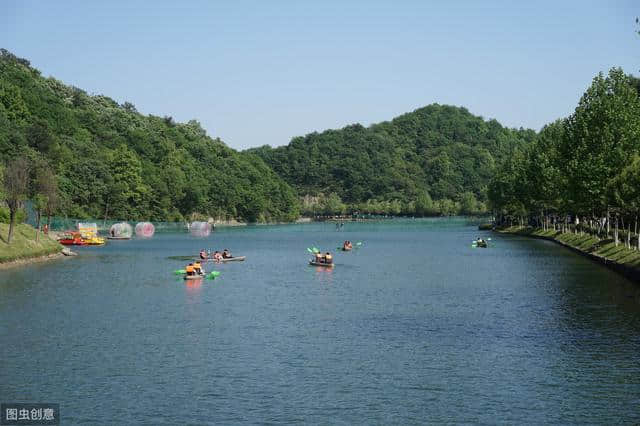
[83, 235, 106, 245]
[58, 232, 88, 246]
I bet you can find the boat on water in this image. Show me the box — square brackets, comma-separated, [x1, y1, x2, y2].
[309, 260, 335, 268]
[58, 232, 88, 246]
[106, 236, 131, 240]
[340, 247, 352, 251]
[183, 274, 205, 280]
[83, 236, 106, 245]
[220, 256, 245, 262]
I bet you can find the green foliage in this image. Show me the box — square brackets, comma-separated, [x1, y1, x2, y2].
[0, 207, 27, 224]
[0, 50, 299, 222]
[249, 104, 531, 216]
[489, 68, 640, 227]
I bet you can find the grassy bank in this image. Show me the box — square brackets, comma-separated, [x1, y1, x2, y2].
[497, 226, 640, 279]
[0, 223, 63, 263]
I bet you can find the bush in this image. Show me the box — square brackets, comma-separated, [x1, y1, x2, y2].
[0, 207, 27, 224]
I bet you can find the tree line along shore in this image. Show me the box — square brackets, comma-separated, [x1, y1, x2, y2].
[1, 46, 640, 278]
[487, 69, 640, 256]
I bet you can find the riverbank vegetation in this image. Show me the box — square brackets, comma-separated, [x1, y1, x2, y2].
[0, 49, 299, 223]
[498, 225, 640, 271]
[250, 104, 534, 217]
[0, 223, 61, 263]
[488, 68, 640, 250]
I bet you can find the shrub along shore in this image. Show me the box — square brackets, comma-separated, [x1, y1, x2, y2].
[496, 226, 640, 283]
[0, 223, 63, 266]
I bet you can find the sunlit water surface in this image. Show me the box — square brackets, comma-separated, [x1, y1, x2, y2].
[1, 219, 640, 424]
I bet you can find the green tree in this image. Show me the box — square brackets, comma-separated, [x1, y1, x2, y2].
[561, 68, 640, 216]
[3, 157, 30, 243]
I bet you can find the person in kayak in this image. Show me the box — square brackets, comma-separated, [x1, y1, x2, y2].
[324, 252, 333, 264]
[222, 249, 232, 259]
[213, 251, 223, 262]
[185, 263, 195, 276]
[315, 252, 325, 263]
[194, 261, 203, 275]
[199, 249, 207, 260]
[343, 241, 352, 250]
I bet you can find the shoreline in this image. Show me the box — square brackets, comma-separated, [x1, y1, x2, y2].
[0, 224, 66, 269]
[0, 251, 65, 269]
[495, 226, 640, 284]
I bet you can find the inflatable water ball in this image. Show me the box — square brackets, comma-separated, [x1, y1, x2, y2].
[189, 221, 211, 238]
[135, 222, 155, 238]
[109, 222, 133, 238]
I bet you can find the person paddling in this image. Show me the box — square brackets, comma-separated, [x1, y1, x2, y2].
[222, 249, 232, 259]
[213, 251, 223, 262]
[199, 249, 207, 260]
[324, 252, 333, 264]
[185, 263, 195, 276]
[194, 261, 204, 275]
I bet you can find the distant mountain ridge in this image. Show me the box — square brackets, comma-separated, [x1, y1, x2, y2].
[248, 104, 535, 215]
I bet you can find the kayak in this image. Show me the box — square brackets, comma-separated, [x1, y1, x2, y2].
[107, 236, 131, 240]
[184, 274, 205, 280]
[309, 261, 335, 268]
[340, 247, 352, 251]
[220, 256, 245, 262]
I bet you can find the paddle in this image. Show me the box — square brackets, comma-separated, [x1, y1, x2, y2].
[174, 269, 186, 274]
[206, 271, 221, 280]
[307, 247, 320, 254]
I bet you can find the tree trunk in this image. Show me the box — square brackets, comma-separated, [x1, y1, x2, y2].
[36, 210, 41, 242]
[614, 215, 619, 246]
[606, 206, 610, 237]
[7, 208, 15, 244]
[633, 214, 640, 250]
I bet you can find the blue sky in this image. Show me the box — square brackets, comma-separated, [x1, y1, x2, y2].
[2, 1, 638, 150]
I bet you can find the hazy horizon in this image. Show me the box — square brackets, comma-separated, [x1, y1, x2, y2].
[2, 0, 639, 150]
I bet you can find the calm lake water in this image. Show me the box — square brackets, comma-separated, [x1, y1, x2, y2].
[1, 219, 640, 424]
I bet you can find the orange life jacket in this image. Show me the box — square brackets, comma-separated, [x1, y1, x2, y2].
[186, 265, 195, 273]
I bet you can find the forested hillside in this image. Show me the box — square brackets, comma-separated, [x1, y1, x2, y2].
[248, 105, 535, 215]
[0, 49, 299, 222]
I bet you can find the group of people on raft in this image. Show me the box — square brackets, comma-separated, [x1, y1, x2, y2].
[185, 261, 205, 276]
[199, 248, 233, 262]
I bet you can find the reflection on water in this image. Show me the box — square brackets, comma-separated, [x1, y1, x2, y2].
[0, 220, 639, 424]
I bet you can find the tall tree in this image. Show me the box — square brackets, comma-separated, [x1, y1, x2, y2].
[3, 157, 30, 243]
[32, 160, 58, 241]
[560, 68, 640, 217]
